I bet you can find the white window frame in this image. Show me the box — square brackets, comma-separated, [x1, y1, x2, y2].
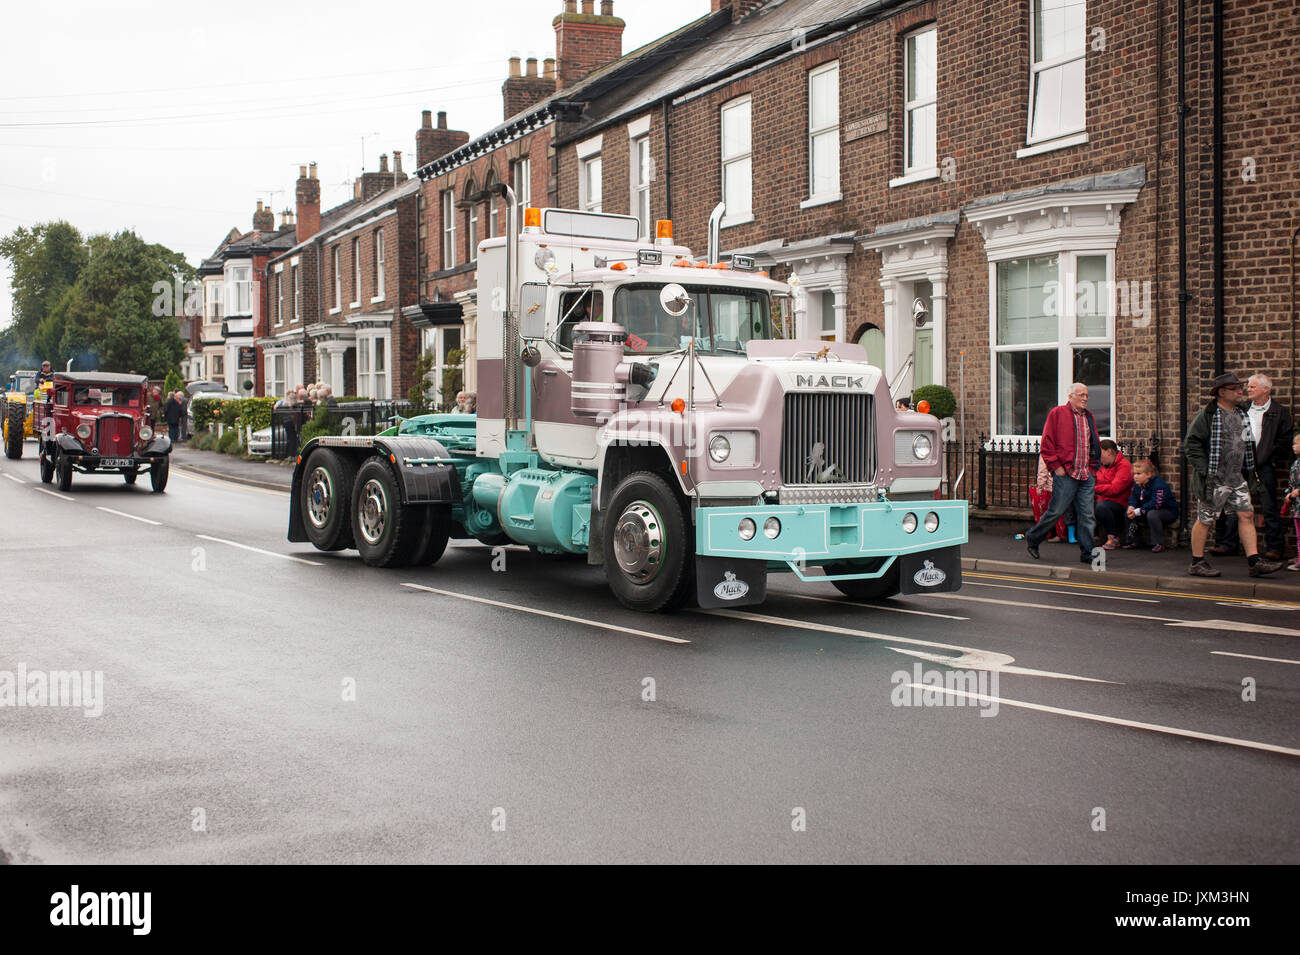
[351, 237, 361, 307]
[806, 61, 841, 205]
[631, 135, 651, 238]
[466, 181, 478, 264]
[903, 29, 936, 176]
[373, 230, 385, 302]
[292, 264, 300, 321]
[513, 157, 531, 227]
[580, 156, 602, 213]
[330, 247, 341, 313]
[720, 95, 752, 227]
[274, 268, 284, 326]
[355, 331, 392, 400]
[265, 352, 286, 397]
[442, 189, 456, 269]
[227, 266, 251, 315]
[424, 325, 464, 409]
[1026, 0, 1088, 149]
[988, 249, 1115, 442]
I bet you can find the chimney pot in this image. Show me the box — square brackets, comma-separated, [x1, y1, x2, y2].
[564, 0, 576, 12]
[437, 110, 447, 129]
[379, 153, 389, 173]
[543, 57, 556, 78]
[525, 57, 538, 77]
[299, 164, 307, 179]
[509, 56, 522, 77]
[601, 0, 612, 14]
[309, 161, 317, 179]
[256, 200, 263, 212]
[421, 109, 432, 129]
[393, 150, 403, 176]
[581, 0, 593, 13]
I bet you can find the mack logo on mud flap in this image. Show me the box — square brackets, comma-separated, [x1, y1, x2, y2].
[795, 375, 866, 389]
[713, 570, 750, 601]
[912, 560, 947, 587]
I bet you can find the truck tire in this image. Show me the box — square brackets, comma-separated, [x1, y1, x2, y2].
[301, 448, 358, 551]
[351, 457, 423, 567]
[825, 559, 901, 601]
[150, 456, 169, 492]
[602, 471, 695, 612]
[123, 469, 138, 485]
[4, 402, 22, 459]
[55, 449, 73, 492]
[411, 505, 451, 566]
[39, 447, 54, 484]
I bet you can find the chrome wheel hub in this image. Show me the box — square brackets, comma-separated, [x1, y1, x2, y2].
[357, 478, 388, 545]
[306, 467, 333, 529]
[614, 500, 664, 583]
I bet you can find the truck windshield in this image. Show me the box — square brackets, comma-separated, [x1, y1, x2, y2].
[613, 284, 770, 355]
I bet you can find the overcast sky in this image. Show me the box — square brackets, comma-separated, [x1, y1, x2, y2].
[0, 0, 708, 331]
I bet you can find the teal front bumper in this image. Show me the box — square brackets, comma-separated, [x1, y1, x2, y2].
[695, 498, 968, 565]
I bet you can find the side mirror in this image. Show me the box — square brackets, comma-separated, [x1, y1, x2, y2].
[520, 283, 548, 340]
[660, 283, 691, 317]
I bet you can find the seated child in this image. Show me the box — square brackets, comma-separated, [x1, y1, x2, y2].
[1122, 458, 1179, 552]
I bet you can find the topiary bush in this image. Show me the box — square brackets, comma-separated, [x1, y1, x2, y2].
[911, 384, 956, 419]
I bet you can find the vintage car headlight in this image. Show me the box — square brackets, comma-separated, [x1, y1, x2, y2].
[912, 433, 932, 460]
[139, 425, 153, 441]
[708, 434, 731, 462]
[738, 518, 757, 541]
[76, 423, 92, 440]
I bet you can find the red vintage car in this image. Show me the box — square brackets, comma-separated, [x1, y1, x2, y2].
[33, 372, 172, 492]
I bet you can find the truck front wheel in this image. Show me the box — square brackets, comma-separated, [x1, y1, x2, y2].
[301, 448, 358, 551]
[55, 450, 73, 492]
[824, 559, 901, 601]
[351, 457, 423, 567]
[602, 471, 694, 612]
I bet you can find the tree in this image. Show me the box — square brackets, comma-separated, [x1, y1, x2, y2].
[0, 221, 87, 375]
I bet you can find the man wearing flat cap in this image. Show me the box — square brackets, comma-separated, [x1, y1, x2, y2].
[1182, 372, 1282, 577]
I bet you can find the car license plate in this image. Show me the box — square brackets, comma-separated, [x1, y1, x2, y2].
[101, 458, 134, 468]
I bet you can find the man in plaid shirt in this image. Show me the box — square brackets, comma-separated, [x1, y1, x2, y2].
[1025, 383, 1102, 565]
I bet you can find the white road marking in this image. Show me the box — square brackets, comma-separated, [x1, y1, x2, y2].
[1216, 601, 1300, 611]
[96, 506, 162, 526]
[402, 582, 688, 644]
[34, 487, 73, 502]
[965, 580, 1160, 604]
[171, 468, 289, 497]
[2, 472, 25, 484]
[1211, 650, 1300, 666]
[196, 534, 322, 566]
[905, 684, 1300, 759]
[927, 592, 1180, 622]
[1165, 619, 1300, 638]
[703, 608, 1111, 683]
[778, 590, 970, 620]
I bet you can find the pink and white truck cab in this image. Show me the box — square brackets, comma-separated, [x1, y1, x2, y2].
[288, 200, 967, 612]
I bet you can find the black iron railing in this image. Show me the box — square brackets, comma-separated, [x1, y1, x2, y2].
[270, 400, 413, 459]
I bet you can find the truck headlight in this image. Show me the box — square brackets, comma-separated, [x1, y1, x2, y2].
[76, 424, 92, 440]
[705, 430, 756, 468]
[902, 512, 918, 534]
[894, 430, 937, 465]
[139, 425, 153, 441]
[924, 511, 940, 533]
[763, 517, 781, 539]
[738, 518, 757, 540]
[708, 434, 731, 463]
[912, 433, 932, 460]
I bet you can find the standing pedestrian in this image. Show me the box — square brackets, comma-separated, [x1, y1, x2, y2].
[1283, 432, 1300, 571]
[1183, 372, 1282, 577]
[1093, 439, 1135, 549]
[1212, 374, 1292, 560]
[163, 391, 182, 443]
[1025, 383, 1101, 565]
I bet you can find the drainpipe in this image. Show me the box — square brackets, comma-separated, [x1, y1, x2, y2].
[1290, 217, 1299, 401]
[661, 98, 672, 222]
[707, 202, 725, 264]
[1176, 0, 1189, 520]
[1212, 0, 1225, 376]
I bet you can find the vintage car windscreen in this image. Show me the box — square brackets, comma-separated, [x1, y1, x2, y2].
[613, 284, 771, 355]
[71, 386, 139, 407]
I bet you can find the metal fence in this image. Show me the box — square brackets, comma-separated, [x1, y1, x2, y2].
[270, 400, 413, 459]
[942, 435, 1156, 511]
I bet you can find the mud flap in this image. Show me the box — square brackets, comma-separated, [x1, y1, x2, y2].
[899, 545, 963, 595]
[695, 555, 767, 608]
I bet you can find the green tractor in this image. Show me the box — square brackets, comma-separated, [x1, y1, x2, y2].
[2, 370, 40, 459]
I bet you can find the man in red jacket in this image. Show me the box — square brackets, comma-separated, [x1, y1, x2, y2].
[1025, 383, 1103, 564]
[1093, 438, 1135, 549]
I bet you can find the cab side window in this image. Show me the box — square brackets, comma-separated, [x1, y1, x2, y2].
[556, 290, 603, 351]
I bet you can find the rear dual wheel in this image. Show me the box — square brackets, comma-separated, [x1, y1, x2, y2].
[351, 458, 426, 568]
[4, 403, 23, 459]
[301, 448, 358, 551]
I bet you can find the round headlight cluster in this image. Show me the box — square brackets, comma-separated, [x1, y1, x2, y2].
[738, 518, 757, 541]
[902, 512, 918, 534]
[924, 511, 940, 533]
[709, 434, 731, 463]
[912, 433, 933, 461]
[139, 425, 153, 441]
[763, 517, 781, 539]
[76, 423, 92, 440]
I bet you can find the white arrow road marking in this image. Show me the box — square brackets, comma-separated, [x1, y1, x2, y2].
[96, 506, 161, 526]
[196, 534, 322, 566]
[34, 487, 73, 501]
[1211, 650, 1300, 666]
[1216, 601, 1300, 611]
[703, 608, 1111, 683]
[402, 582, 689, 644]
[965, 580, 1160, 604]
[926, 592, 1181, 622]
[2, 472, 25, 484]
[780, 591, 969, 620]
[1165, 619, 1300, 638]
[905, 685, 1300, 759]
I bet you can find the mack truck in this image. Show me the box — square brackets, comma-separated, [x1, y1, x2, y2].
[288, 196, 967, 611]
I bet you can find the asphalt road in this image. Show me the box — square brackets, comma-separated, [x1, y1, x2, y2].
[1, 444, 1297, 864]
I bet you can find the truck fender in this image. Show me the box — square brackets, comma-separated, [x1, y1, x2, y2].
[372, 436, 461, 506]
[594, 435, 691, 513]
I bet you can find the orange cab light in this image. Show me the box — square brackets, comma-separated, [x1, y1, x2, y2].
[917, 400, 931, 415]
[610, 261, 627, 270]
[680, 460, 688, 475]
[757, 270, 768, 278]
[670, 397, 686, 414]
[656, 219, 673, 239]
[523, 207, 541, 229]
[710, 261, 729, 269]
[693, 261, 710, 269]
[672, 258, 691, 267]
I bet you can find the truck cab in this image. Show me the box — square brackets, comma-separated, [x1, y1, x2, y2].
[289, 204, 967, 612]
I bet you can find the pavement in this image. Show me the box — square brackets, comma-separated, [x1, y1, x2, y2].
[2, 443, 1298, 864]
[169, 445, 1300, 602]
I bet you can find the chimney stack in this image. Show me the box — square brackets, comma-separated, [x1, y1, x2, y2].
[296, 163, 321, 242]
[393, 150, 403, 178]
[714, 0, 764, 21]
[415, 109, 470, 168]
[553, 0, 625, 89]
[253, 199, 275, 232]
[503, 53, 554, 119]
[379, 153, 389, 174]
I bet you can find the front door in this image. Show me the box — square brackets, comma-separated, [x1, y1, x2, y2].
[913, 326, 934, 389]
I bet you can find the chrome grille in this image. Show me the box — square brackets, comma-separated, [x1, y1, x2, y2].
[780, 393, 876, 487]
[96, 415, 134, 456]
